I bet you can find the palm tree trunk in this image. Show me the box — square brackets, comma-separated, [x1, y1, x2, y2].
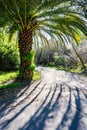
[18, 28, 33, 81]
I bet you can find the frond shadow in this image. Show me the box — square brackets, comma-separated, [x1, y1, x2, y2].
[0, 80, 41, 118]
[18, 84, 62, 130]
[0, 81, 45, 130]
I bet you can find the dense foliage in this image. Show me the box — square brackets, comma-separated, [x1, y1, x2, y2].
[0, 44, 20, 71]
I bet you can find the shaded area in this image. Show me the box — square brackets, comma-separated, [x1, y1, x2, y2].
[0, 78, 87, 130]
[68, 87, 82, 130]
[56, 86, 72, 130]
[19, 84, 62, 130]
[0, 80, 41, 118]
[0, 81, 45, 130]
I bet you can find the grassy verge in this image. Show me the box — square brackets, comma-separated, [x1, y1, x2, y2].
[33, 71, 41, 81]
[0, 70, 41, 83]
[0, 82, 21, 89]
[56, 64, 87, 74]
[0, 70, 41, 90]
[56, 66, 79, 73]
[0, 71, 19, 83]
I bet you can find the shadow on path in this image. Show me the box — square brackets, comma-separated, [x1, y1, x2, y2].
[0, 80, 41, 117]
[0, 82, 87, 130]
[18, 84, 62, 130]
[0, 81, 45, 129]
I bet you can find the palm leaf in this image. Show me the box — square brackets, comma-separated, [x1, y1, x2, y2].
[0, 0, 87, 46]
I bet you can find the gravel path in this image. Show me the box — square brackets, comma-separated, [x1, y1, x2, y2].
[0, 67, 87, 130]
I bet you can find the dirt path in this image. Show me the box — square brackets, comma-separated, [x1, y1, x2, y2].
[0, 67, 87, 130]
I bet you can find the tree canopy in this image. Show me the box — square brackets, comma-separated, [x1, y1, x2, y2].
[0, 0, 87, 46]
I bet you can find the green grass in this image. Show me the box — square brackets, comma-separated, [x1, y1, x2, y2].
[33, 71, 41, 81]
[0, 70, 41, 83]
[56, 64, 87, 74]
[0, 70, 41, 90]
[0, 71, 18, 83]
[56, 66, 79, 73]
[0, 82, 21, 89]
[57, 66, 76, 72]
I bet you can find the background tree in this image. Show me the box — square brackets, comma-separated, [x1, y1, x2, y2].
[0, 0, 87, 82]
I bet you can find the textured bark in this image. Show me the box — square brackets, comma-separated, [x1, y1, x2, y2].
[18, 28, 33, 81]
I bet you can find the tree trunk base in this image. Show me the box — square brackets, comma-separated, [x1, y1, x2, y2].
[18, 69, 33, 83]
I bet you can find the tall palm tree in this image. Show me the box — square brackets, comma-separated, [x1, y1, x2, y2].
[0, 0, 87, 82]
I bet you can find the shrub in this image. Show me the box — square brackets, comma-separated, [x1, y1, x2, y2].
[0, 43, 20, 71]
[49, 62, 55, 67]
[55, 56, 66, 67]
[65, 58, 77, 68]
[29, 63, 36, 71]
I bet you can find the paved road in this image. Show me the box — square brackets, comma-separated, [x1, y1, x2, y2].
[0, 67, 87, 130]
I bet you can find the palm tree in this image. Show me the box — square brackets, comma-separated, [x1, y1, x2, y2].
[0, 0, 87, 82]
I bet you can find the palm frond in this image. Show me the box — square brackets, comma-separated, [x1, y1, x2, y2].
[0, 0, 87, 47]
